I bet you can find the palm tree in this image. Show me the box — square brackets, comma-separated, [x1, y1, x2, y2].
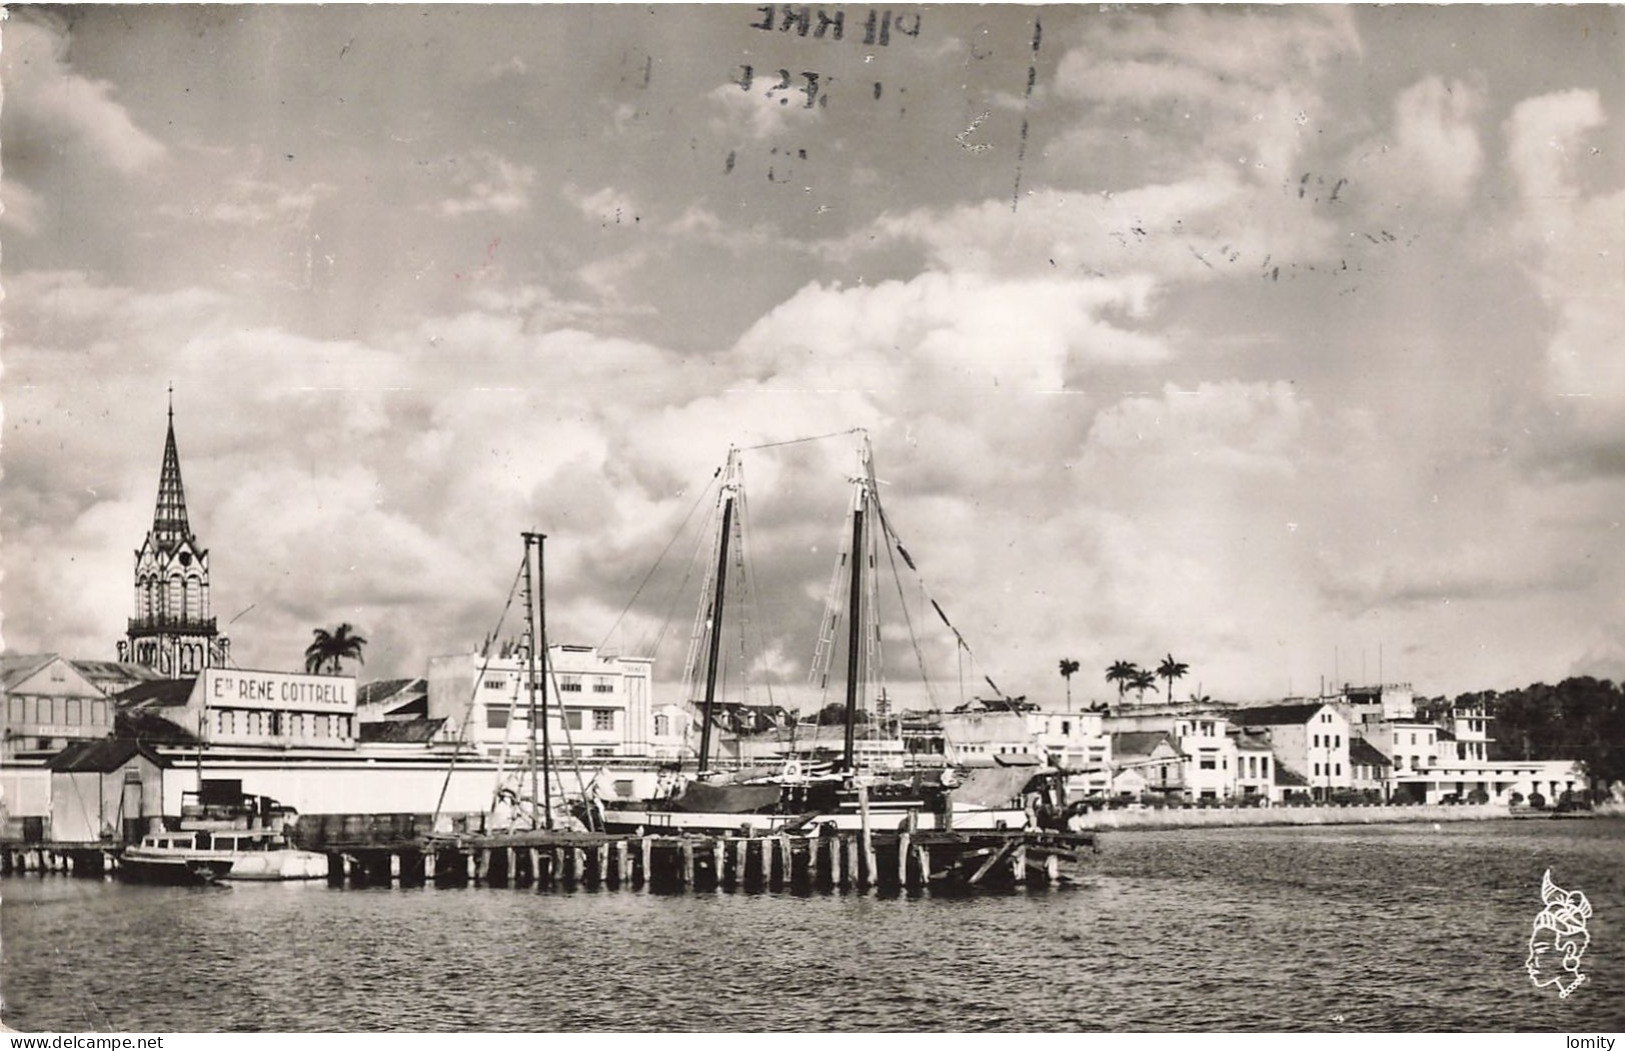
[1105, 660, 1140, 702]
[305, 623, 368, 675]
[1128, 668, 1159, 704]
[1059, 658, 1080, 711]
[1158, 654, 1190, 706]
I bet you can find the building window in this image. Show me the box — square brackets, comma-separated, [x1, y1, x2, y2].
[654, 714, 669, 736]
[592, 747, 615, 757]
[316, 715, 331, 738]
[246, 711, 262, 735]
[92, 700, 108, 726]
[593, 677, 614, 694]
[36, 698, 54, 724]
[482, 677, 508, 690]
[1335, 762, 1341, 776]
[564, 710, 583, 730]
[560, 676, 582, 693]
[1334, 734, 1341, 748]
[64, 699, 82, 725]
[593, 709, 614, 731]
[7, 697, 23, 723]
[1199, 758, 1216, 770]
[487, 707, 510, 730]
[1262, 758, 1270, 776]
[1314, 762, 1321, 776]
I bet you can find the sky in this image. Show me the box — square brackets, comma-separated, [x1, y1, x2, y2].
[3, 4, 1624, 712]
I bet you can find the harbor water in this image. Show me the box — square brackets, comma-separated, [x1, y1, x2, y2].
[3, 819, 1622, 1032]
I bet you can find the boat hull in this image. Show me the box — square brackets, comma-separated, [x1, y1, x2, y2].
[118, 853, 236, 886]
[598, 804, 1028, 835]
[222, 849, 329, 881]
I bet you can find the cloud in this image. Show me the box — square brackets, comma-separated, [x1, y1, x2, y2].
[159, 177, 337, 227]
[0, 178, 47, 236]
[1503, 89, 1625, 467]
[431, 151, 535, 217]
[565, 185, 640, 227]
[707, 77, 822, 141]
[1350, 77, 1485, 209]
[1, 12, 166, 173]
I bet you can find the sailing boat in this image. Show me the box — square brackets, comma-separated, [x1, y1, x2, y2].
[597, 434, 1064, 834]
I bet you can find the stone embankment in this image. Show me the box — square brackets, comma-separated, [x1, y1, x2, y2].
[1074, 802, 1510, 831]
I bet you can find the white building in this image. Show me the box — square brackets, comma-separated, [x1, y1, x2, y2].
[1230, 702, 1352, 800]
[427, 646, 654, 760]
[1172, 714, 1238, 801]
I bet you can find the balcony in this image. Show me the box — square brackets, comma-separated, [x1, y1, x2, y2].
[128, 615, 218, 635]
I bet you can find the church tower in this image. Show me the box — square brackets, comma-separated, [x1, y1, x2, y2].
[118, 393, 230, 676]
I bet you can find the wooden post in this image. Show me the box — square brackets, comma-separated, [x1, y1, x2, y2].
[680, 839, 695, 886]
[843, 836, 860, 888]
[776, 835, 791, 886]
[1010, 843, 1026, 885]
[857, 782, 874, 887]
[640, 836, 653, 887]
[424, 851, 438, 883]
[710, 839, 725, 889]
[897, 832, 911, 889]
[475, 849, 492, 884]
[615, 840, 629, 886]
[912, 843, 929, 888]
[572, 847, 586, 885]
[595, 843, 609, 886]
[528, 848, 541, 887]
[1045, 852, 1060, 884]
[505, 848, 517, 885]
[731, 837, 747, 887]
[553, 848, 566, 885]
[467, 852, 477, 882]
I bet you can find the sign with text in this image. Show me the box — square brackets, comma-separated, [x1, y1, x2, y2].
[200, 668, 356, 713]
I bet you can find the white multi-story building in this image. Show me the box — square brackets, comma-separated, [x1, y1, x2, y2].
[1230, 702, 1351, 799]
[1171, 714, 1238, 800]
[427, 646, 654, 760]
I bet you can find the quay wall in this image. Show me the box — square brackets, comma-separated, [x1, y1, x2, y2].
[1075, 802, 1510, 831]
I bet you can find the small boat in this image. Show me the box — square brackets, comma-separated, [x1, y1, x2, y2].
[120, 827, 329, 884]
[119, 783, 329, 884]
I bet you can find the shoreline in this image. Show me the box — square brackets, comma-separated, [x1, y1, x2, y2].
[1072, 801, 1621, 832]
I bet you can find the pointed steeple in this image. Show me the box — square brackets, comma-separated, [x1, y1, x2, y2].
[151, 385, 193, 552]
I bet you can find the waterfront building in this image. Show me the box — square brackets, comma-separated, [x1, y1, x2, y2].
[1108, 731, 1183, 798]
[1034, 711, 1112, 797]
[1348, 737, 1393, 800]
[1231, 730, 1278, 803]
[1363, 719, 1438, 796]
[46, 739, 168, 844]
[1338, 682, 1417, 725]
[116, 400, 231, 676]
[1171, 714, 1238, 801]
[2, 655, 122, 760]
[426, 645, 654, 760]
[1229, 702, 1352, 801]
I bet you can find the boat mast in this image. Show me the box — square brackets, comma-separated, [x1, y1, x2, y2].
[842, 444, 870, 773]
[697, 451, 739, 773]
[522, 530, 553, 830]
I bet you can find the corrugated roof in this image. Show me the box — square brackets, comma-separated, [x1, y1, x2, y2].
[113, 678, 196, 708]
[1230, 702, 1328, 727]
[1110, 730, 1174, 758]
[72, 660, 165, 687]
[48, 738, 167, 773]
[1349, 738, 1392, 766]
[357, 677, 425, 705]
[115, 708, 201, 745]
[1, 653, 59, 689]
[1274, 762, 1311, 787]
[358, 717, 446, 744]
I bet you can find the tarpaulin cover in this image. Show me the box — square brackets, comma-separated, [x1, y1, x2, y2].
[950, 765, 1040, 808]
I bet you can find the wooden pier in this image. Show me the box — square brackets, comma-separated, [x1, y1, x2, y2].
[320, 827, 1096, 891]
[2, 827, 1097, 891]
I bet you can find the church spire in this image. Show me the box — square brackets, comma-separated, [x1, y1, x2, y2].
[151, 385, 193, 552]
